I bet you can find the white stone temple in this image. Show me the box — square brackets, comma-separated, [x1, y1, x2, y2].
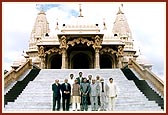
[23, 4, 140, 69]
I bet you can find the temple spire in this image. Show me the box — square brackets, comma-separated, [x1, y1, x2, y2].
[78, 3, 83, 17]
[36, 4, 46, 14]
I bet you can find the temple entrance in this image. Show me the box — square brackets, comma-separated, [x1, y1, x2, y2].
[50, 54, 62, 69]
[67, 43, 94, 69]
[72, 53, 90, 69]
[100, 54, 112, 69]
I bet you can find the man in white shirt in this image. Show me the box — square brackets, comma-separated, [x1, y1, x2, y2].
[106, 77, 117, 111]
[96, 75, 101, 106]
[68, 74, 75, 105]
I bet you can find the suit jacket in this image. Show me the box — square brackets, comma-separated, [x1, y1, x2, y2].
[76, 77, 85, 85]
[90, 83, 100, 96]
[61, 83, 71, 98]
[80, 82, 90, 96]
[52, 83, 61, 99]
[99, 81, 107, 96]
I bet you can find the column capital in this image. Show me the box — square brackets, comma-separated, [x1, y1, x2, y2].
[38, 46, 46, 57]
[116, 45, 124, 57]
[93, 35, 102, 50]
[59, 35, 68, 49]
[95, 48, 100, 53]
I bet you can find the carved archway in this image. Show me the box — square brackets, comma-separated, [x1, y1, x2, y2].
[45, 47, 62, 69]
[50, 54, 62, 69]
[67, 42, 94, 69]
[100, 54, 112, 68]
[100, 47, 117, 68]
[67, 37, 94, 47]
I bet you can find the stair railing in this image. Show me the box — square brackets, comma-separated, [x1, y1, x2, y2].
[128, 58, 164, 97]
[4, 59, 33, 88]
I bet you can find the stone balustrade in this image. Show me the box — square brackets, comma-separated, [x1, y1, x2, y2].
[128, 59, 164, 96]
[4, 59, 32, 88]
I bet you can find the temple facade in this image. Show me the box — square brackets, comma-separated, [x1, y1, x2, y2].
[26, 4, 137, 69]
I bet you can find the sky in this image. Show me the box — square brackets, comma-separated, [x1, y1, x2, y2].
[2, 2, 166, 80]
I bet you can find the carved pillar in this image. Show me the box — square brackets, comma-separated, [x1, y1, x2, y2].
[95, 48, 100, 69]
[93, 35, 102, 69]
[38, 46, 46, 69]
[118, 56, 123, 68]
[59, 36, 67, 69]
[117, 45, 124, 68]
[61, 49, 67, 69]
[41, 57, 46, 69]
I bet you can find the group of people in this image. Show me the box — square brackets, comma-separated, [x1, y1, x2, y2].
[52, 72, 117, 111]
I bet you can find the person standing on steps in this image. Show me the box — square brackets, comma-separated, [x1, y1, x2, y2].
[76, 72, 84, 85]
[72, 79, 81, 111]
[96, 75, 101, 106]
[99, 78, 107, 111]
[87, 75, 92, 84]
[80, 78, 90, 111]
[52, 79, 61, 111]
[87, 75, 92, 105]
[68, 73, 75, 105]
[90, 79, 100, 111]
[106, 77, 117, 111]
[61, 78, 71, 111]
[76, 72, 85, 105]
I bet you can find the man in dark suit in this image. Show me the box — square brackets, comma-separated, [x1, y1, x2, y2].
[76, 72, 84, 85]
[61, 78, 71, 111]
[87, 75, 92, 105]
[76, 72, 85, 105]
[52, 79, 61, 111]
[80, 78, 90, 111]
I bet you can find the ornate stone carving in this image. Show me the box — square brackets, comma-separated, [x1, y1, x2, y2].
[38, 46, 46, 57]
[93, 35, 102, 49]
[117, 45, 124, 57]
[100, 47, 117, 55]
[67, 37, 94, 47]
[95, 35, 101, 46]
[59, 36, 67, 49]
[45, 47, 62, 55]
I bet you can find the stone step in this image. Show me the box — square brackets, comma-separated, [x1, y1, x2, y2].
[4, 69, 163, 112]
[23, 85, 139, 90]
[5, 103, 161, 111]
[12, 100, 150, 106]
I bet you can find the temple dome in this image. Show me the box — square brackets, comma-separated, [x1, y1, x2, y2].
[136, 52, 152, 67]
[103, 31, 117, 40]
[62, 16, 99, 29]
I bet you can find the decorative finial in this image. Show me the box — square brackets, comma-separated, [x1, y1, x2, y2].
[138, 47, 142, 55]
[36, 4, 46, 14]
[55, 18, 59, 30]
[78, 3, 83, 17]
[117, 4, 124, 14]
[103, 18, 107, 30]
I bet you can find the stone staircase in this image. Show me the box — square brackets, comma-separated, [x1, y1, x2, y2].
[4, 69, 163, 112]
[121, 68, 164, 110]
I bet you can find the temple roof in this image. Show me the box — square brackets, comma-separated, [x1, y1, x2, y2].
[112, 4, 132, 39]
[59, 4, 101, 34]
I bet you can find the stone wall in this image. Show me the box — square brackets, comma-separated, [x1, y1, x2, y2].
[128, 59, 164, 96]
[4, 59, 32, 88]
